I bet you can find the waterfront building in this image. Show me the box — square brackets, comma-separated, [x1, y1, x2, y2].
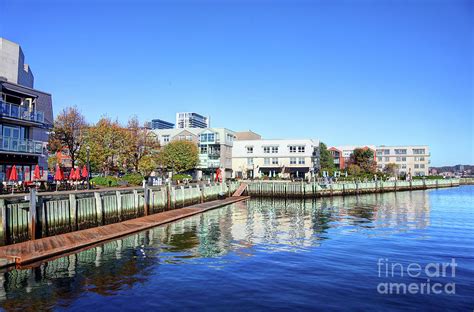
[232, 138, 320, 180]
[0, 38, 53, 182]
[329, 145, 376, 170]
[376, 145, 430, 176]
[235, 130, 262, 141]
[176, 112, 209, 128]
[153, 127, 236, 179]
[151, 119, 174, 129]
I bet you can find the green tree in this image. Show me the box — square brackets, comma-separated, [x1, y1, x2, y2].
[158, 141, 199, 173]
[347, 164, 362, 176]
[138, 154, 157, 177]
[319, 142, 335, 174]
[349, 148, 376, 174]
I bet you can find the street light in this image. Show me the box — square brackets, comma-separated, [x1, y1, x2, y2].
[86, 146, 90, 189]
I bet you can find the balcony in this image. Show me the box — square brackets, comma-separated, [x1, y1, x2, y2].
[0, 137, 44, 154]
[0, 101, 45, 124]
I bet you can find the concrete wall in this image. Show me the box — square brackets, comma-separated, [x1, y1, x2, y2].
[0, 38, 34, 88]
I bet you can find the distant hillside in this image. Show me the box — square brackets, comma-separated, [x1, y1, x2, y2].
[429, 164, 474, 172]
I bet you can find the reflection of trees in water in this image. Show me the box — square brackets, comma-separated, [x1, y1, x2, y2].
[0, 190, 431, 310]
[0, 231, 159, 311]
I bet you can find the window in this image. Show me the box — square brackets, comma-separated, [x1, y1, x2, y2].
[384, 149, 390, 155]
[271, 158, 278, 165]
[179, 135, 185, 141]
[226, 134, 234, 142]
[200, 133, 215, 142]
[246, 146, 253, 154]
[414, 164, 419, 169]
[401, 157, 406, 161]
[394, 149, 407, 155]
[298, 146, 305, 153]
[264, 158, 270, 165]
[377, 157, 382, 162]
[247, 158, 253, 166]
[162, 135, 170, 143]
[263, 146, 271, 153]
[420, 164, 425, 168]
[289, 146, 297, 153]
[298, 157, 305, 164]
[385, 157, 390, 162]
[200, 145, 208, 154]
[271, 146, 279, 153]
[376, 150, 382, 156]
[290, 157, 297, 164]
[413, 148, 425, 155]
[401, 164, 406, 169]
[396, 157, 401, 162]
[186, 135, 192, 141]
[420, 157, 425, 161]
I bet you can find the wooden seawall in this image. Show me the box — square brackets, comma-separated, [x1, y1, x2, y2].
[0, 182, 240, 247]
[244, 179, 462, 198]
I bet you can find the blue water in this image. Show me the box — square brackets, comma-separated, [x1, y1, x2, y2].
[0, 186, 473, 311]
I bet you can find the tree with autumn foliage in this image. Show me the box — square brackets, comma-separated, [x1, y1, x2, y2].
[123, 116, 160, 173]
[48, 106, 87, 168]
[349, 148, 377, 174]
[81, 117, 128, 175]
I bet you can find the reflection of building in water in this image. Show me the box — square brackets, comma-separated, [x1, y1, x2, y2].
[0, 190, 431, 309]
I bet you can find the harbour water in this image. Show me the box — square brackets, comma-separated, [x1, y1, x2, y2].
[0, 186, 473, 311]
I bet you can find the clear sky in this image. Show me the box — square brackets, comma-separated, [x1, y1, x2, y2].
[1, 0, 472, 166]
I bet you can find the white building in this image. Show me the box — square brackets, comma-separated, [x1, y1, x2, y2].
[376, 145, 430, 176]
[176, 112, 209, 128]
[153, 127, 235, 179]
[232, 139, 320, 180]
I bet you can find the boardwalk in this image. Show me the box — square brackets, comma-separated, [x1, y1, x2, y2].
[0, 196, 249, 269]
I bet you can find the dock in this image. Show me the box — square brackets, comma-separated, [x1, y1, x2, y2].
[0, 196, 249, 269]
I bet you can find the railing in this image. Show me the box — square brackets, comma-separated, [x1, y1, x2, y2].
[0, 101, 45, 123]
[0, 136, 44, 154]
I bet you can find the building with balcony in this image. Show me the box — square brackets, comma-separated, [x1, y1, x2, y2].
[151, 118, 174, 130]
[329, 145, 376, 170]
[376, 145, 430, 177]
[176, 112, 209, 128]
[0, 38, 53, 182]
[232, 138, 320, 180]
[153, 127, 236, 180]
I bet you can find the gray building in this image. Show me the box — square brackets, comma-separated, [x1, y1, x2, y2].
[151, 119, 174, 129]
[0, 38, 53, 182]
[176, 112, 209, 128]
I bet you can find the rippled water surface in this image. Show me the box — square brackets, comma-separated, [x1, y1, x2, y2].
[0, 186, 473, 311]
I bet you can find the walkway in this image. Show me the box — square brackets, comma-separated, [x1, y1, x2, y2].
[0, 196, 249, 269]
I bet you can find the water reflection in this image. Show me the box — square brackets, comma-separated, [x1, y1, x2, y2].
[0, 190, 431, 311]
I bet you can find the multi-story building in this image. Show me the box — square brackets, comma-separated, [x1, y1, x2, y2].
[232, 139, 320, 180]
[153, 127, 236, 179]
[329, 145, 376, 170]
[0, 38, 53, 182]
[151, 119, 174, 130]
[176, 112, 209, 128]
[376, 145, 430, 176]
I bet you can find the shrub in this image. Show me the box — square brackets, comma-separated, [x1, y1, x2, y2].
[122, 173, 144, 186]
[90, 176, 119, 187]
[172, 174, 192, 181]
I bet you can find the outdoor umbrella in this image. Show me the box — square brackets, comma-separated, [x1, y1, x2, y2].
[81, 166, 88, 179]
[75, 167, 81, 180]
[33, 165, 41, 180]
[215, 168, 221, 182]
[54, 165, 63, 181]
[69, 168, 76, 180]
[9, 165, 18, 181]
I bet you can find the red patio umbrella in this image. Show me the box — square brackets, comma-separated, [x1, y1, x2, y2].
[69, 168, 76, 180]
[81, 166, 88, 179]
[33, 165, 41, 180]
[54, 165, 63, 181]
[215, 168, 221, 182]
[75, 167, 81, 180]
[9, 165, 18, 181]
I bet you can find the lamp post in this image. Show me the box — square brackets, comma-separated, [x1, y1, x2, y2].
[86, 146, 91, 189]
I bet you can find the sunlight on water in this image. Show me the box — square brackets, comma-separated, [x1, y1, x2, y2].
[0, 186, 473, 311]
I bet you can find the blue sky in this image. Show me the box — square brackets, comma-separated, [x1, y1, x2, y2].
[1, 0, 472, 166]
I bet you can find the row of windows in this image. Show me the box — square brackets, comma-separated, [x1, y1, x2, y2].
[376, 148, 426, 156]
[247, 157, 306, 165]
[246, 145, 306, 154]
[378, 156, 426, 162]
[378, 164, 425, 169]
